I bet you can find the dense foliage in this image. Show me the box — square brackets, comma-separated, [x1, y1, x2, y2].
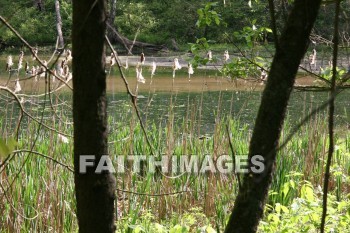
[1, 0, 350, 49]
[0, 0, 71, 47]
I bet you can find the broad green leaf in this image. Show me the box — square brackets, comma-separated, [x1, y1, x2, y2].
[280, 205, 289, 214]
[170, 225, 189, 233]
[301, 184, 315, 202]
[0, 138, 17, 159]
[205, 226, 216, 233]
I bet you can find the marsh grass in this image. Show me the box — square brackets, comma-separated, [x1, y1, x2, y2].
[0, 83, 349, 232]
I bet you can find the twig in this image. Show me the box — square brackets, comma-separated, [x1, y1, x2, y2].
[225, 124, 242, 190]
[12, 149, 73, 172]
[0, 86, 71, 137]
[298, 65, 331, 85]
[105, 36, 155, 156]
[321, 1, 340, 232]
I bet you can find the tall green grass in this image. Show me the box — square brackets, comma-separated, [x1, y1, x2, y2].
[0, 74, 349, 232]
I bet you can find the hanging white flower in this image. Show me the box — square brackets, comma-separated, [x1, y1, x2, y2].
[140, 53, 145, 64]
[38, 60, 47, 78]
[110, 53, 116, 66]
[58, 134, 69, 144]
[32, 47, 38, 60]
[124, 58, 129, 70]
[252, 25, 257, 30]
[224, 50, 229, 61]
[14, 80, 21, 93]
[58, 66, 64, 77]
[172, 58, 182, 78]
[174, 58, 182, 70]
[28, 66, 37, 78]
[188, 63, 194, 75]
[18, 51, 24, 71]
[260, 68, 268, 81]
[35, 66, 39, 82]
[207, 50, 212, 61]
[151, 61, 157, 76]
[65, 49, 72, 62]
[136, 63, 146, 83]
[63, 65, 70, 78]
[310, 49, 317, 66]
[6, 55, 14, 71]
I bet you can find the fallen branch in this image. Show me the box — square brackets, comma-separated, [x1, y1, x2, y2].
[107, 22, 168, 54]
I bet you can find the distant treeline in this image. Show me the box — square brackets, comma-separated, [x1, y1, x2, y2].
[0, 0, 350, 50]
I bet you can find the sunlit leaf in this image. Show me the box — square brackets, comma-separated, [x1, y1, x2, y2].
[0, 138, 17, 159]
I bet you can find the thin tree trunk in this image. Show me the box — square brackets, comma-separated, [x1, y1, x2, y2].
[72, 0, 116, 232]
[320, 1, 340, 232]
[224, 1, 322, 232]
[107, 0, 117, 42]
[55, 0, 64, 48]
[33, 0, 44, 11]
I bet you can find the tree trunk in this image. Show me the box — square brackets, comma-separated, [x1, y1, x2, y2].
[224, 1, 322, 233]
[55, 0, 64, 48]
[33, 0, 44, 11]
[72, 0, 116, 232]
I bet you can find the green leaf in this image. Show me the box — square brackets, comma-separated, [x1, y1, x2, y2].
[204, 226, 216, 233]
[0, 138, 17, 159]
[214, 16, 220, 25]
[280, 205, 289, 214]
[170, 225, 189, 233]
[301, 184, 315, 202]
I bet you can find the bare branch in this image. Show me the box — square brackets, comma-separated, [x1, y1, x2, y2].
[321, 1, 341, 232]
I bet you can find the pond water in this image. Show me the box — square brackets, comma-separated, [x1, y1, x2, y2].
[0, 55, 349, 136]
[106, 83, 350, 134]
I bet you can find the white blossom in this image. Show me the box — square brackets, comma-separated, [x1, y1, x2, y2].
[151, 61, 157, 76]
[310, 49, 317, 66]
[124, 58, 129, 70]
[207, 50, 212, 61]
[6, 55, 14, 71]
[173, 58, 182, 70]
[58, 134, 69, 144]
[18, 51, 24, 70]
[188, 63, 194, 75]
[140, 53, 145, 64]
[172, 58, 182, 78]
[65, 49, 72, 62]
[14, 80, 21, 93]
[136, 63, 146, 83]
[32, 47, 38, 60]
[224, 50, 229, 61]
